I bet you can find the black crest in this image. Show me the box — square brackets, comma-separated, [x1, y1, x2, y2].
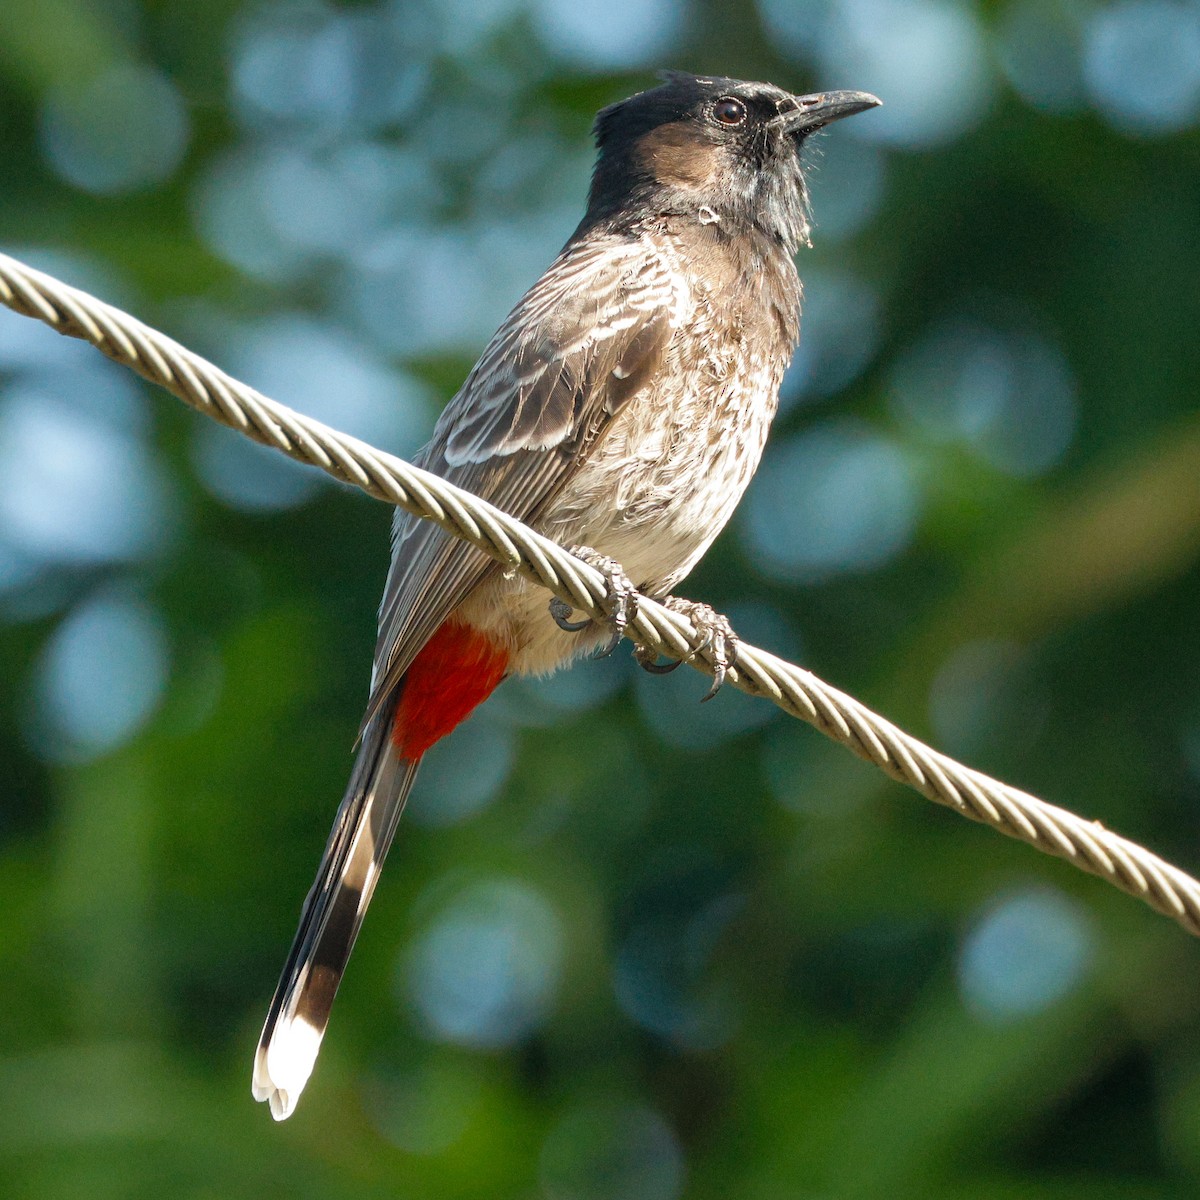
[582, 71, 878, 254]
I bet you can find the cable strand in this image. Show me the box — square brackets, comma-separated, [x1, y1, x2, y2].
[3, 249, 1200, 937]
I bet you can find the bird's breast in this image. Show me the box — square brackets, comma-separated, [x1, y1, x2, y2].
[554, 227, 795, 587]
[460, 228, 797, 677]
[559, 342, 784, 592]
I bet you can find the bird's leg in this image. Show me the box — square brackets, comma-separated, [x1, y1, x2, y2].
[549, 546, 639, 656]
[633, 596, 739, 702]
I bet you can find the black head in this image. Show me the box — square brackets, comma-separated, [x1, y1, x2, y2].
[583, 72, 880, 253]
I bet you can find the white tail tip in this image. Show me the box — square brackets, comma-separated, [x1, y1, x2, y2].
[252, 1015, 324, 1121]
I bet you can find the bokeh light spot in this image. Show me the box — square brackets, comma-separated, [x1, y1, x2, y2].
[997, 0, 1087, 115]
[959, 887, 1094, 1022]
[226, 314, 429, 451]
[191, 424, 321, 513]
[403, 878, 564, 1048]
[1083, 0, 1200, 135]
[425, 0, 525, 53]
[532, 0, 683, 68]
[760, 0, 994, 147]
[540, 1102, 685, 1200]
[32, 590, 170, 762]
[0, 389, 172, 565]
[366, 1056, 483, 1155]
[743, 419, 919, 583]
[39, 63, 189, 194]
[887, 316, 1077, 476]
[340, 220, 568, 356]
[804, 135, 888, 243]
[613, 892, 743, 1049]
[781, 267, 882, 409]
[231, 2, 358, 131]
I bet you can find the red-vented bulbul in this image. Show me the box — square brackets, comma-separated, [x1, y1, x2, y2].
[254, 71, 880, 1119]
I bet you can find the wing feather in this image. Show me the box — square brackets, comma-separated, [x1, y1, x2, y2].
[362, 233, 678, 725]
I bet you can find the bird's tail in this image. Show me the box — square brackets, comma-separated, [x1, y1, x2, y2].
[252, 711, 419, 1120]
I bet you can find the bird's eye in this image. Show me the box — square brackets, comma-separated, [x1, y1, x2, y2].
[713, 97, 747, 127]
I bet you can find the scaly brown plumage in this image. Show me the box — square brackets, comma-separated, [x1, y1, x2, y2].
[253, 71, 880, 1120]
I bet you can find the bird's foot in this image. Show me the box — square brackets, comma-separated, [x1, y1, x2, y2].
[633, 596, 739, 702]
[549, 546, 639, 656]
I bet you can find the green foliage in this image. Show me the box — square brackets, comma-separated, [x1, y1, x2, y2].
[2, 2, 1200, 1196]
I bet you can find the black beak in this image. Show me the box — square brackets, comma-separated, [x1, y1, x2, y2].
[774, 90, 882, 135]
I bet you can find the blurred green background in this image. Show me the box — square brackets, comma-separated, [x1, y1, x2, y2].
[2, 0, 1200, 1196]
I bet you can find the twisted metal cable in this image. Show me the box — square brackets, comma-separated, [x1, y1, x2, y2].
[2, 248, 1198, 937]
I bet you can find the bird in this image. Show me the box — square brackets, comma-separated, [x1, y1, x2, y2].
[252, 71, 880, 1120]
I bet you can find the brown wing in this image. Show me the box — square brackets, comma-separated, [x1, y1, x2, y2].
[363, 232, 679, 724]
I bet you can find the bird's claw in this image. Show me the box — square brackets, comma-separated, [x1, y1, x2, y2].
[549, 546, 639, 655]
[633, 644, 683, 675]
[550, 597, 592, 632]
[635, 597, 739, 701]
